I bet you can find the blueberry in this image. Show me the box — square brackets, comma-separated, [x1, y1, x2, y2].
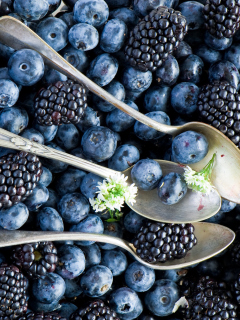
[41, 188, 59, 209]
[145, 279, 179, 316]
[106, 100, 139, 132]
[108, 144, 140, 171]
[122, 67, 152, 92]
[76, 106, 101, 132]
[80, 173, 104, 199]
[178, 1, 204, 30]
[109, 8, 140, 28]
[224, 44, 240, 70]
[172, 130, 209, 164]
[156, 269, 188, 282]
[73, 0, 109, 28]
[194, 44, 223, 65]
[61, 45, 89, 72]
[219, 199, 237, 213]
[98, 221, 123, 250]
[125, 261, 155, 292]
[21, 128, 45, 144]
[80, 265, 113, 297]
[28, 299, 61, 313]
[37, 17, 68, 52]
[42, 66, 68, 85]
[36, 207, 64, 231]
[105, 0, 130, 8]
[0, 79, 19, 107]
[8, 49, 44, 86]
[134, 111, 170, 141]
[179, 54, 204, 84]
[101, 249, 128, 276]
[133, 0, 175, 16]
[131, 159, 162, 190]
[87, 53, 119, 87]
[55, 168, 86, 197]
[109, 287, 143, 320]
[24, 183, 49, 211]
[0, 43, 15, 62]
[70, 214, 104, 246]
[204, 210, 225, 223]
[204, 31, 232, 50]
[173, 41, 193, 60]
[69, 23, 99, 51]
[81, 126, 117, 162]
[56, 244, 86, 279]
[0, 203, 29, 230]
[0, 106, 28, 134]
[171, 82, 200, 115]
[155, 55, 179, 87]
[0, 68, 12, 81]
[100, 19, 128, 53]
[55, 123, 80, 150]
[59, 12, 75, 29]
[13, 0, 49, 21]
[64, 279, 83, 298]
[0, 0, 13, 15]
[123, 210, 146, 233]
[32, 273, 66, 304]
[33, 122, 58, 142]
[196, 258, 222, 278]
[37, 167, 52, 187]
[144, 86, 171, 113]
[158, 172, 188, 205]
[92, 80, 125, 112]
[41, 142, 68, 173]
[58, 192, 89, 225]
[58, 302, 78, 320]
[78, 243, 101, 269]
[47, 0, 61, 13]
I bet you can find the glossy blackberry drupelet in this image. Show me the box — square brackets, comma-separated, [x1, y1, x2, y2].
[70, 300, 119, 320]
[133, 222, 197, 263]
[180, 275, 239, 319]
[0, 263, 28, 320]
[34, 79, 87, 126]
[124, 6, 188, 72]
[18, 312, 67, 320]
[0, 151, 42, 209]
[11, 242, 58, 279]
[197, 81, 240, 148]
[203, 0, 240, 38]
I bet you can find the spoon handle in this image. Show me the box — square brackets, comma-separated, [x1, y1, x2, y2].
[0, 16, 179, 135]
[0, 128, 116, 179]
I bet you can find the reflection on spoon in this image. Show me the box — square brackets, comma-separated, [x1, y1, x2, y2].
[0, 128, 221, 223]
[0, 223, 235, 270]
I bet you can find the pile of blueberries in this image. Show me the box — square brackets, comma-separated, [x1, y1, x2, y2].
[0, 0, 240, 318]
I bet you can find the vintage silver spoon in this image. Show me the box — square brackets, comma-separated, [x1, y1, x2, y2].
[0, 17, 239, 204]
[0, 223, 235, 270]
[0, 128, 221, 223]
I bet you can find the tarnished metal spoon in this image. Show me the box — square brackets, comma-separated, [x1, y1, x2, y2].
[0, 17, 239, 204]
[0, 224, 235, 270]
[0, 128, 221, 223]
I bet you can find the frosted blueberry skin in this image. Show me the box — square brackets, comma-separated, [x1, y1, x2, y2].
[86, 53, 119, 87]
[80, 173, 104, 199]
[69, 23, 99, 51]
[122, 67, 152, 92]
[73, 0, 109, 28]
[56, 245, 86, 279]
[81, 126, 117, 162]
[0, 203, 29, 230]
[36, 207, 64, 231]
[178, 1, 204, 30]
[133, 0, 176, 16]
[194, 44, 223, 65]
[0, 43, 15, 62]
[42, 66, 68, 85]
[0, 68, 12, 81]
[32, 273, 66, 304]
[179, 54, 204, 84]
[33, 122, 58, 143]
[64, 279, 83, 299]
[58, 192, 90, 225]
[204, 31, 233, 51]
[224, 44, 240, 70]
[157, 172, 188, 205]
[100, 19, 128, 53]
[0, 107, 28, 134]
[79, 243, 101, 269]
[145, 279, 180, 317]
[8, 49, 44, 86]
[55, 168, 86, 197]
[36, 17, 68, 52]
[58, 12, 75, 29]
[70, 214, 104, 246]
[13, 0, 49, 21]
[28, 299, 61, 313]
[41, 142, 68, 173]
[144, 86, 171, 113]
[24, 183, 49, 212]
[125, 262, 155, 292]
[131, 159, 162, 191]
[38, 166, 52, 187]
[58, 302, 78, 320]
[109, 8, 140, 28]
[0, 79, 19, 107]
[47, 0, 61, 13]
[209, 60, 240, 89]
[101, 249, 128, 276]
[108, 144, 140, 171]
[21, 128, 44, 145]
[55, 123, 80, 151]
[134, 111, 171, 141]
[219, 199, 237, 213]
[155, 55, 179, 87]
[98, 221, 123, 250]
[171, 82, 200, 115]
[41, 188, 59, 209]
[172, 130, 209, 164]
[123, 210, 146, 233]
[109, 287, 143, 320]
[61, 45, 90, 72]
[76, 106, 101, 133]
[80, 265, 113, 297]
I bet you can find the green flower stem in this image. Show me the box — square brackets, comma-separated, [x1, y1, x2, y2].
[198, 153, 216, 180]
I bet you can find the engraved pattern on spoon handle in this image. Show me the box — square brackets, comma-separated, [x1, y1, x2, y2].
[0, 128, 117, 179]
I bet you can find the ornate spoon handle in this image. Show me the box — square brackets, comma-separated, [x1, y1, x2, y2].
[0, 128, 116, 179]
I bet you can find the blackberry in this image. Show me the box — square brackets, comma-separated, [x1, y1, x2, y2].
[18, 312, 66, 320]
[70, 299, 120, 320]
[0, 263, 28, 320]
[180, 275, 239, 319]
[0, 151, 42, 209]
[197, 81, 240, 148]
[34, 79, 88, 126]
[203, 0, 240, 38]
[124, 6, 188, 72]
[229, 228, 240, 266]
[11, 242, 58, 279]
[232, 273, 240, 304]
[133, 222, 197, 263]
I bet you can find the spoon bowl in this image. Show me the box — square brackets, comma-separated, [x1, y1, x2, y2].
[0, 128, 221, 223]
[0, 223, 235, 270]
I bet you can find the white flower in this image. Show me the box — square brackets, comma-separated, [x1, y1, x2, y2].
[89, 173, 138, 213]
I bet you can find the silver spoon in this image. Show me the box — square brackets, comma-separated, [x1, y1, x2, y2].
[0, 128, 221, 223]
[0, 223, 235, 270]
[0, 17, 239, 204]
